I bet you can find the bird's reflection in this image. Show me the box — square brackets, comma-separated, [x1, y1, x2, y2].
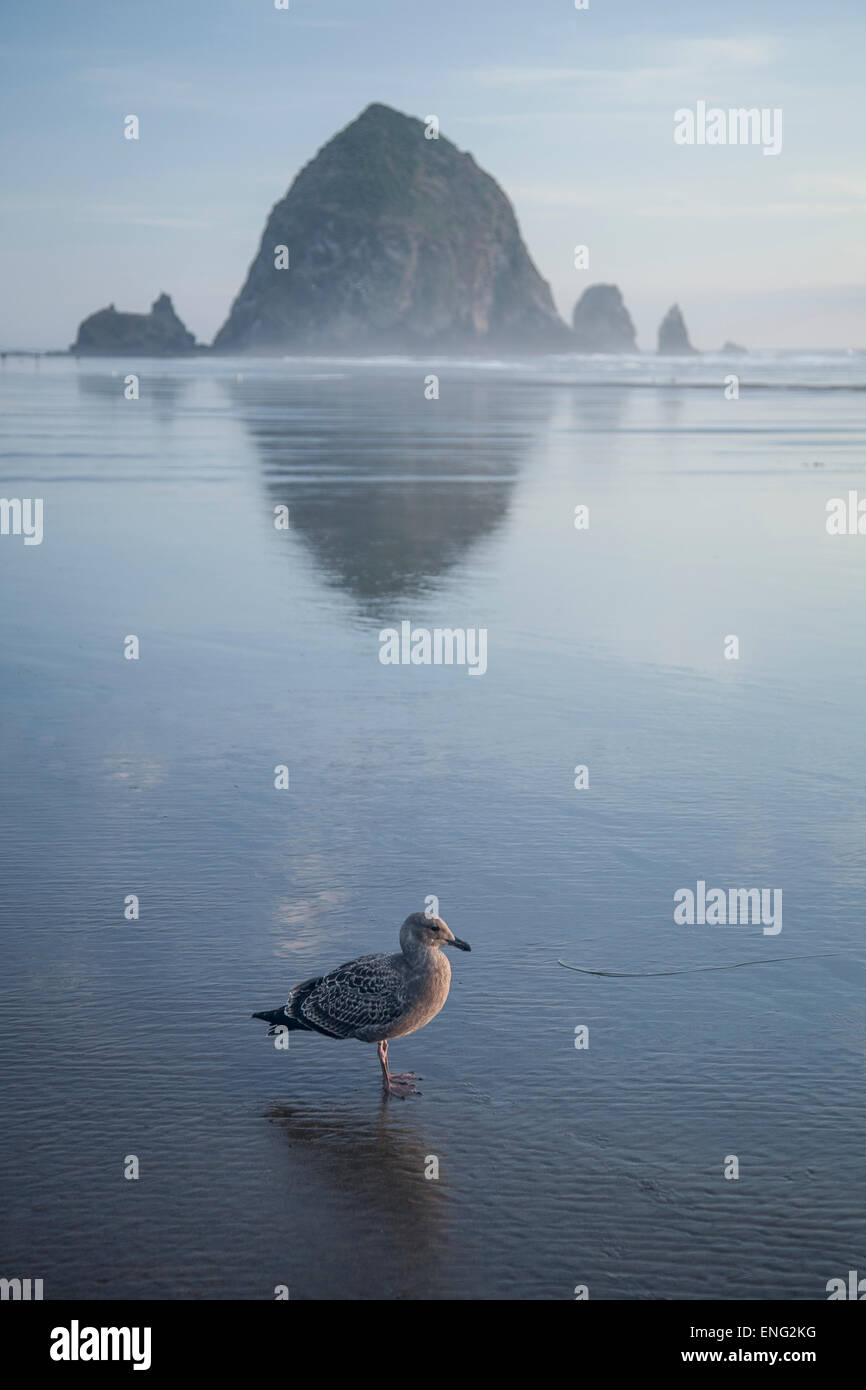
[262, 1099, 450, 1293]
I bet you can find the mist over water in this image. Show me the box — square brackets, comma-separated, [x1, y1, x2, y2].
[1, 354, 865, 1299]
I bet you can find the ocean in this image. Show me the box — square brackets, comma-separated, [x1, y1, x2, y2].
[1, 351, 864, 1299]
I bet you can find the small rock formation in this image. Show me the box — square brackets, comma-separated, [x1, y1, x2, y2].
[71, 293, 196, 355]
[571, 284, 637, 353]
[720, 340, 747, 355]
[657, 303, 697, 355]
[213, 102, 572, 354]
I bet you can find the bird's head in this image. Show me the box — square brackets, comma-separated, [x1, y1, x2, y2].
[400, 911, 471, 954]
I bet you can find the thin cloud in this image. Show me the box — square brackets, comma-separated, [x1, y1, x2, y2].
[470, 37, 780, 97]
[665, 36, 779, 69]
[75, 203, 213, 229]
[76, 66, 217, 110]
[637, 200, 866, 220]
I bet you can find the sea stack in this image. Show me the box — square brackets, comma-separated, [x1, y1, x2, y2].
[71, 294, 196, 355]
[571, 284, 637, 353]
[213, 103, 572, 355]
[657, 304, 697, 355]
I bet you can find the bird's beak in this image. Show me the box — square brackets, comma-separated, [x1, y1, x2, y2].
[448, 936, 471, 952]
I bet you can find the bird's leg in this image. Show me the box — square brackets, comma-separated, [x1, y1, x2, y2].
[377, 1039, 421, 1099]
[377, 1039, 391, 1090]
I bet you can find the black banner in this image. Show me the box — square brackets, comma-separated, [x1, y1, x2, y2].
[1, 1300, 860, 1374]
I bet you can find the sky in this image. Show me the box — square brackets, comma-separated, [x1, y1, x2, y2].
[1, 0, 865, 350]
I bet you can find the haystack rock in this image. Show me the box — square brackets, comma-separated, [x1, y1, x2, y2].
[571, 284, 637, 353]
[71, 294, 196, 355]
[657, 304, 697, 355]
[213, 103, 572, 355]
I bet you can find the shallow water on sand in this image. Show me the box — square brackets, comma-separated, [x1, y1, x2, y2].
[1, 354, 865, 1299]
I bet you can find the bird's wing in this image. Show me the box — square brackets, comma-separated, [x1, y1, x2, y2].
[291, 953, 407, 1038]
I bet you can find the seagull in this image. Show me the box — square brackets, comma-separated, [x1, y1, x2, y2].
[252, 912, 471, 1097]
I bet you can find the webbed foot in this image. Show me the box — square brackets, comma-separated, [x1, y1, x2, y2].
[383, 1071, 422, 1099]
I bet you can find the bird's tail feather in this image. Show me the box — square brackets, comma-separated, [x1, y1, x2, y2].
[251, 1006, 305, 1034]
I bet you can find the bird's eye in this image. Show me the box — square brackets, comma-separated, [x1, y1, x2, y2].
[429, 923, 440, 932]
